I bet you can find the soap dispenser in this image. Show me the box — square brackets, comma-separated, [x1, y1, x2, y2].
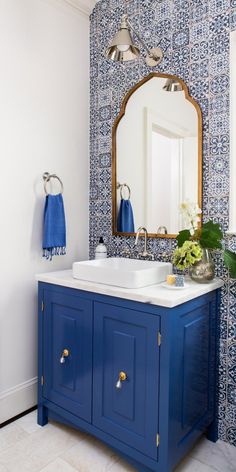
[95, 237, 107, 260]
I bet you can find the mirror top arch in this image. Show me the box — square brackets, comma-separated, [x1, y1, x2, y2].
[112, 73, 203, 239]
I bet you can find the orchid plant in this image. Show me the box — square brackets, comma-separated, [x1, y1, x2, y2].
[173, 201, 236, 277]
[179, 201, 202, 235]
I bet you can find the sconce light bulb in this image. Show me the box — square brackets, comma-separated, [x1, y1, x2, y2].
[117, 44, 130, 52]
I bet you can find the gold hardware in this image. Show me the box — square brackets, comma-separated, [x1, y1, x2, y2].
[156, 434, 160, 447]
[116, 371, 127, 389]
[41, 375, 44, 386]
[119, 371, 127, 382]
[41, 301, 44, 312]
[158, 332, 161, 347]
[63, 349, 69, 357]
[60, 349, 70, 364]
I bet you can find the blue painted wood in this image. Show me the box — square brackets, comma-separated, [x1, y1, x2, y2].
[38, 284, 48, 427]
[93, 301, 160, 460]
[178, 306, 210, 433]
[43, 289, 93, 422]
[160, 293, 217, 471]
[207, 289, 220, 443]
[38, 282, 220, 472]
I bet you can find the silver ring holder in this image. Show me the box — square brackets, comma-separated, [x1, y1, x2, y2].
[43, 172, 64, 195]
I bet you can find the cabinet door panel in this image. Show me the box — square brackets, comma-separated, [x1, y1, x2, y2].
[93, 302, 160, 460]
[171, 302, 213, 445]
[112, 329, 135, 420]
[43, 290, 93, 422]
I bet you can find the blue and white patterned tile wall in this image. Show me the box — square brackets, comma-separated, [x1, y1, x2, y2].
[90, 0, 236, 445]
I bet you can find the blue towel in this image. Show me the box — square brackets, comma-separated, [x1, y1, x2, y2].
[43, 194, 66, 260]
[117, 198, 135, 233]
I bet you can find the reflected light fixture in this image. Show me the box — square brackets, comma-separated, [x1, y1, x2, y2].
[105, 14, 163, 67]
[163, 78, 183, 92]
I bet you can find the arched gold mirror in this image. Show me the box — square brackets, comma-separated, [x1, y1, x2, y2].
[112, 73, 202, 238]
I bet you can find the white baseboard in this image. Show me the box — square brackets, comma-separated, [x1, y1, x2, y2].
[0, 377, 37, 424]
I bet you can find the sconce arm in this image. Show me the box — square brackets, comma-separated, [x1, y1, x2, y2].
[126, 18, 160, 59]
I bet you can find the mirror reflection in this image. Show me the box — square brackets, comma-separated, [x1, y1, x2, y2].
[113, 74, 202, 237]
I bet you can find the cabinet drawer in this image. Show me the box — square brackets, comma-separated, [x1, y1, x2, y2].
[43, 290, 93, 422]
[93, 302, 160, 460]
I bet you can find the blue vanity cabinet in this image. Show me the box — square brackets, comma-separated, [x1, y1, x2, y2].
[164, 294, 218, 469]
[38, 282, 220, 472]
[93, 302, 160, 460]
[41, 289, 93, 422]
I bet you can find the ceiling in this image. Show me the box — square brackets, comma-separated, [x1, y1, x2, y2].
[64, 0, 98, 15]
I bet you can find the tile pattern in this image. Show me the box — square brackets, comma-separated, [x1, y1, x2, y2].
[0, 411, 236, 472]
[89, 0, 236, 445]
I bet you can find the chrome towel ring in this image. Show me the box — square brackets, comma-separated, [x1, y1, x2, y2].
[117, 182, 131, 200]
[43, 172, 64, 195]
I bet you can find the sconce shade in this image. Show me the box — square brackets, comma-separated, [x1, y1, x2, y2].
[105, 14, 163, 66]
[106, 27, 140, 62]
[163, 79, 183, 92]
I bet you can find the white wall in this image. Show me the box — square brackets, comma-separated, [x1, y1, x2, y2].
[182, 138, 198, 205]
[0, 0, 90, 422]
[151, 133, 172, 231]
[150, 133, 182, 234]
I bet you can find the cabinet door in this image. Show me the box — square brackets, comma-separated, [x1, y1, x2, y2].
[93, 302, 160, 460]
[43, 290, 93, 422]
[171, 301, 214, 442]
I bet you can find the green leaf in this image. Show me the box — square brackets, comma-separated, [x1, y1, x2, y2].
[202, 221, 223, 239]
[224, 249, 236, 279]
[200, 234, 222, 249]
[200, 221, 223, 249]
[176, 230, 191, 247]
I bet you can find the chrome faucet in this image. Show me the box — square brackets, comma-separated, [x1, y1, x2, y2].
[157, 226, 168, 235]
[135, 227, 154, 260]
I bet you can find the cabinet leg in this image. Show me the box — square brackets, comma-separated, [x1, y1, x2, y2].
[206, 418, 218, 443]
[37, 406, 48, 426]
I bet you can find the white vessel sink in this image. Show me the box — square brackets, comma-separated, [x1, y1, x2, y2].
[73, 258, 172, 289]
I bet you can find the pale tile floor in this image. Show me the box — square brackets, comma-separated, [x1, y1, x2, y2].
[0, 411, 235, 472]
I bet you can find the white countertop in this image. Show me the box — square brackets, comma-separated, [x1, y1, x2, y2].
[36, 270, 223, 308]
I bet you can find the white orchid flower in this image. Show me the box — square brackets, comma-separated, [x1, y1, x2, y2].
[180, 201, 202, 235]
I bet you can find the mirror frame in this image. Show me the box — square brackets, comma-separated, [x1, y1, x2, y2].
[112, 72, 203, 239]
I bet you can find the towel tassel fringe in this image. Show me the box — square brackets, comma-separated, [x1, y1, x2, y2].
[43, 247, 66, 261]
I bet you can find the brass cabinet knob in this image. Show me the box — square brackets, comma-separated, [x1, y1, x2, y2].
[60, 349, 70, 364]
[116, 371, 127, 389]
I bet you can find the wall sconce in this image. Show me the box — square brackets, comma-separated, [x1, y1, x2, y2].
[105, 14, 163, 67]
[163, 79, 183, 92]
